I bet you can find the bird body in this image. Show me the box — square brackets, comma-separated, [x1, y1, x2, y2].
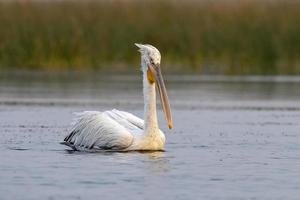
[62, 44, 172, 151]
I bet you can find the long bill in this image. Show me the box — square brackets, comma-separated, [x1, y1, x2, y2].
[148, 64, 173, 129]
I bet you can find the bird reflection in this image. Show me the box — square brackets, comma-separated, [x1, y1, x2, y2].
[139, 151, 171, 174]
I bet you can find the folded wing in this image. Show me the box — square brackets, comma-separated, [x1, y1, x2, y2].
[62, 110, 144, 151]
[103, 109, 144, 131]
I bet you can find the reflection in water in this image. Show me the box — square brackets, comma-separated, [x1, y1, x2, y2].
[140, 151, 171, 174]
[63, 149, 171, 174]
[140, 151, 164, 158]
[1, 74, 300, 109]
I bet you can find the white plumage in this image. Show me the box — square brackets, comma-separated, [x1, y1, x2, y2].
[62, 44, 172, 151]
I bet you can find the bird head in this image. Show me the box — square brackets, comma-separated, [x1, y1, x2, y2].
[135, 43, 161, 70]
[135, 43, 173, 129]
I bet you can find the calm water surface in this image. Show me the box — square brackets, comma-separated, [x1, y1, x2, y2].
[0, 73, 300, 200]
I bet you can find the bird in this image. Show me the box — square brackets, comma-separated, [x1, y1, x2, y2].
[61, 43, 173, 152]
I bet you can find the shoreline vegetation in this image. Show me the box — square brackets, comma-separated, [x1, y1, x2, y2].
[0, 0, 299, 75]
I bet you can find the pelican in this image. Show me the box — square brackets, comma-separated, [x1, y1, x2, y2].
[61, 44, 173, 151]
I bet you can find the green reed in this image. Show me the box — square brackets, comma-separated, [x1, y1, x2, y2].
[0, 0, 299, 74]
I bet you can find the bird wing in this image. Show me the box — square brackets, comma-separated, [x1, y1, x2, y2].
[103, 109, 144, 131]
[63, 111, 135, 151]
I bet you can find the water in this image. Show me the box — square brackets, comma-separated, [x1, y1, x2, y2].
[0, 73, 300, 200]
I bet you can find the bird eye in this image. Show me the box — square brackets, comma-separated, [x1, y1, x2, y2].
[150, 59, 155, 65]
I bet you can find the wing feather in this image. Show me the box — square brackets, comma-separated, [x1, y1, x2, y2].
[104, 109, 144, 130]
[63, 111, 134, 151]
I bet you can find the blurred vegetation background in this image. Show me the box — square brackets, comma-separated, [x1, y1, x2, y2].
[0, 0, 299, 74]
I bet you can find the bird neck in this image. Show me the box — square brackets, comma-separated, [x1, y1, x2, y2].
[142, 67, 159, 135]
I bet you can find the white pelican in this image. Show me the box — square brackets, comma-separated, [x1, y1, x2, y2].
[61, 43, 173, 151]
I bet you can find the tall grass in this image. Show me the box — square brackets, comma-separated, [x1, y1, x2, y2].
[0, 0, 299, 74]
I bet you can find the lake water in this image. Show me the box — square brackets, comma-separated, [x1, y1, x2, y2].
[0, 73, 300, 200]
